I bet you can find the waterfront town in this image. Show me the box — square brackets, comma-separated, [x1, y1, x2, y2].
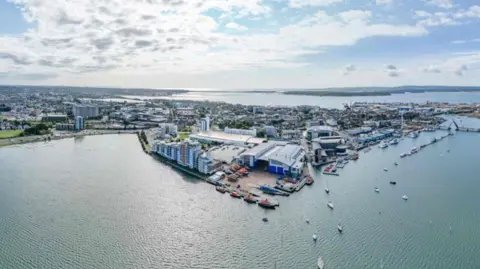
[1, 86, 480, 207]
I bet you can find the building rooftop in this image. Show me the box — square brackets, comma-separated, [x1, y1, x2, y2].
[190, 131, 265, 145]
[307, 125, 333, 132]
[240, 141, 277, 157]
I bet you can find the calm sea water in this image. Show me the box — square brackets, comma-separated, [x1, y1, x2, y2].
[121, 91, 480, 108]
[1, 132, 480, 268]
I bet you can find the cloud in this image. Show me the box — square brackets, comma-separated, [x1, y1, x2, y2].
[376, 0, 393, 6]
[455, 5, 480, 19]
[384, 64, 399, 77]
[423, 65, 442, 73]
[454, 64, 468, 76]
[387, 70, 400, 77]
[415, 11, 459, 26]
[225, 22, 248, 31]
[342, 64, 356, 75]
[386, 64, 397, 70]
[423, 0, 453, 9]
[289, 0, 343, 8]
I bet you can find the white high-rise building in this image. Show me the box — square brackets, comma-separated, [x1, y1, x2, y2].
[72, 105, 99, 118]
[200, 116, 210, 132]
[74, 116, 84, 130]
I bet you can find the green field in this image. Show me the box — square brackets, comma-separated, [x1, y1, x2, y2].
[0, 130, 23, 139]
[178, 132, 190, 140]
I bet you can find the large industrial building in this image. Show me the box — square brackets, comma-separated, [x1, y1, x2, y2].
[238, 142, 305, 177]
[190, 131, 265, 145]
[306, 125, 335, 140]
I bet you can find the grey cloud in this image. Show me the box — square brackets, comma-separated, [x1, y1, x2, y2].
[454, 65, 468, 76]
[0, 52, 33, 65]
[0, 72, 58, 80]
[162, 0, 185, 6]
[41, 37, 73, 47]
[169, 28, 180, 33]
[423, 65, 441, 73]
[37, 57, 77, 68]
[345, 64, 356, 72]
[141, 15, 156, 20]
[388, 70, 399, 77]
[135, 40, 153, 48]
[56, 10, 83, 25]
[117, 28, 152, 37]
[92, 36, 114, 50]
[166, 37, 175, 43]
[386, 64, 397, 70]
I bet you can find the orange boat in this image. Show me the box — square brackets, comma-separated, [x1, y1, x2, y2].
[306, 177, 314, 185]
[258, 198, 276, 209]
[243, 194, 257, 203]
[230, 191, 241, 198]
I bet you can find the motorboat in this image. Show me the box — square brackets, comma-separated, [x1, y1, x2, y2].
[400, 152, 407, 158]
[306, 219, 310, 224]
[313, 234, 317, 241]
[374, 187, 380, 193]
[383, 168, 388, 172]
[378, 141, 388, 149]
[230, 191, 241, 198]
[262, 217, 268, 222]
[324, 188, 330, 194]
[305, 177, 314, 185]
[394, 162, 398, 166]
[389, 181, 397, 185]
[327, 202, 334, 210]
[243, 194, 257, 204]
[410, 147, 418, 154]
[409, 131, 419, 138]
[389, 138, 399, 145]
[402, 195, 408, 200]
[215, 186, 226, 193]
[337, 223, 343, 233]
[258, 198, 276, 209]
[317, 256, 325, 269]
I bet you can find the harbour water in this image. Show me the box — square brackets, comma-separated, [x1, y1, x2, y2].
[1, 133, 480, 268]
[121, 91, 480, 108]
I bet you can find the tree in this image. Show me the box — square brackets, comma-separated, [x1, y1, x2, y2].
[256, 129, 266, 138]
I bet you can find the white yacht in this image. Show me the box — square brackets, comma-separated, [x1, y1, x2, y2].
[402, 195, 408, 200]
[337, 223, 343, 233]
[327, 202, 334, 210]
[378, 141, 389, 149]
[374, 187, 380, 193]
[383, 167, 388, 172]
[313, 234, 317, 241]
[409, 131, 419, 138]
[389, 138, 399, 145]
[410, 147, 418, 154]
[400, 152, 407, 158]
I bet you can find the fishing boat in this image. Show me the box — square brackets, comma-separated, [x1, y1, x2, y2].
[402, 195, 408, 200]
[337, 223, 343, 233]
[374, 187, 380, 193]
[215, 186, 226, 193]
[327, 201, 334, 210]
[258, 198, 276, 209]
[313, 234, 317, 241]
[317, 256, 325, 269]
[243, 194, 257, 204]
[230, 191, 241, 198]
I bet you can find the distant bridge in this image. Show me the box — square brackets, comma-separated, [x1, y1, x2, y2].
[438, 119, 480, 132]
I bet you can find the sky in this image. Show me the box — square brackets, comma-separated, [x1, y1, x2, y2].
[0, 0, 480, 89]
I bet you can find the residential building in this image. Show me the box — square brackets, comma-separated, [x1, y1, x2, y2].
[55, 123, 74, 131]
[176, 140, 201, 169]
[197, 152, 223, 175]
[224, 127, 257, 137]
[74, 116, 85, 130]
[200, 116, 210, 132]
[73, 105, 99, 118]
[306, 119, 325, 128]
[42, 114, 68, 122]
[157, 123, 178, 138]
[281, 129, 302, 140]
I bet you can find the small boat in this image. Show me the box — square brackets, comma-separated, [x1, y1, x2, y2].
[409, 131, 419, 138]
[389, 181, 397, 185]
[317, 256, 325, 269]
[394, 162, 398, 166]
[324, 188, 330, 194]
[258, 198, 276, 209]
[243, 194, 257, 204]
[383, 168, 388, 172]
[230, 191, 241, 198]
[305, 177, 314, 185]
[402, 195, 408, 200]
[262, 217, 268, 222]
[378, 141, 388, 149]
[431, 138, 437, 144]
[374, 187, 380, 193]
[337, 223, 343, 233]
[400, 152, 407, 158]
[313, 234, 317, 241]
[215, 186, 226, 193]
[306, 219, 310, 224]
[447, 149, 450, 152]
[327, 202, 334, 210]
[410, 147, 418, 154]
[389, 138, 399, 145]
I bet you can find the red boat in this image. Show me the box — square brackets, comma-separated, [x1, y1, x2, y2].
[243, 194, 257, 204]
[230, 191, 241, 198]
[258, 198, 276, 209]
[215, 186, 226, 193]
[305, 177, 314, 185]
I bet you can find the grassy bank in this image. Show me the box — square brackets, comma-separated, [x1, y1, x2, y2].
[0, 130, 23, 139]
